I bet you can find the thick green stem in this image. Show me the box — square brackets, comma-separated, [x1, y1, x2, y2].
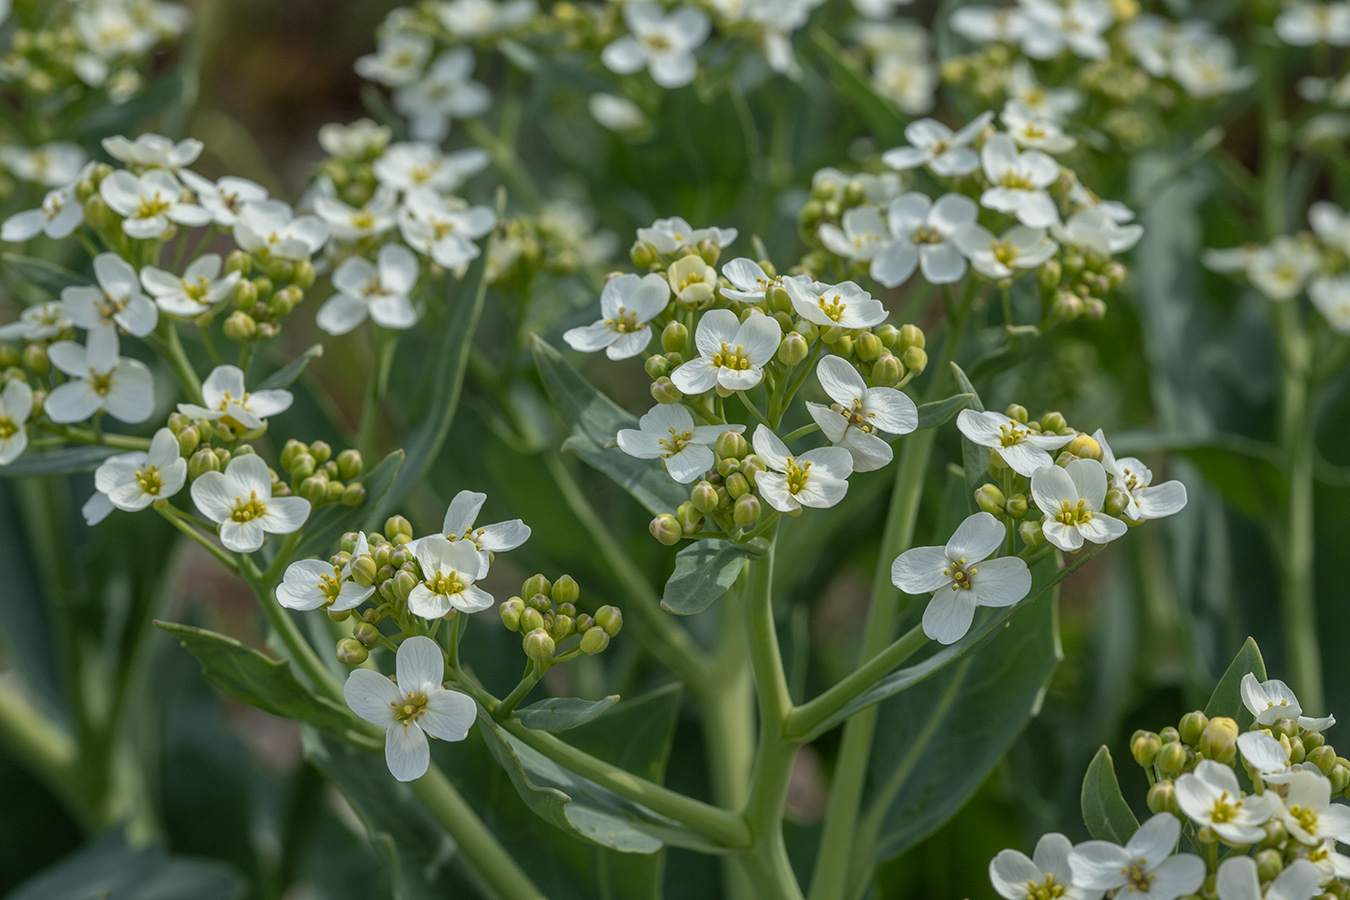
[358, 329, 397, 460]
[785, 624, 928, 740]
[493, 664, 542, 719]
[0, 687, 86, 823]
[242, 558, 344, 704]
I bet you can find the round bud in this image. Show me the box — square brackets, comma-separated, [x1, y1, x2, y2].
[630, 241, 659, 269]
[1066, 434, 1102, 461]
[1039, 258, 1063, 290]
[1199, 717, 1239, 765]
[651, 377, 683, 404]
[350, 555, 378, 587]
[1309, 745, 1338, 776]
[500, 597, 524, 631]
[293, 259, 317, 289]
[1005, 404, 1029, 424]
[843, 180, 866, 206]
[645, 354, 671, 379]
[661, 320, 689, 354]
[1104, 488, 1129, 518]
[223, 311, 257, 341]
[856, 331, 883, 362]
[872, 353, 903, 388]
[675, 501, 702, 534]
[580, 626, 610, 655]
[595, 605, 623, 636]
[1005, 494, 1028, 519]
[551, 574, 579, 606]
[290, 452, 317, 481]
[715, 430, 748, 461]
[308, 440, 332, 465]
[975, 483, 1006, 516]
[725, 472, 751, 499]
[231, 277, 258, 309]
[1131, 730, 1162, 767]
[651, 513, 682, 545]
[691, 481, 719, 514]
[1040, 411, 1067, 433]
[778, 331, 809, 365]
[1159, 726, 1180, 743]
[1330, 764, 1350, 794]
[1304, 731, 1326, 751]
[384, 515, 413, 540]
[1272, 718, 1298, 739]
[22, 343, 49, 377]
[177, 426, 200, 457]
[1146, 780, 1177, 815]
[300, 475, 329, 504]
[897, 324, 925, 351]
[1178, 711, 1208, 746]
[522, 574, 552, 600]
[1156, 740, 1189, 778]
[1260, 818, 1288, 849]
[392, 570, 418, 603]
[1255, 849, 1284, 883]
[341, 483, 366, 506]
[1289, 735, 1307, 764]
[832, 334, 854, 358]
[527, 593, 550, 612]
[900, 345, 927, 375]
[698, 239, 721, 266]
[353, 622, 381, 646]
[767, 284, 792, 314]
[188, 447, 222, 480]
[875, 324, 898, 348]
[551, 614, 575, 641]
[336, 448, 363, 480]
[520, 607, 545, 634]
[733, 493, 760, 528]
[523, 628, 556, 661]
[336, 638, 368, 665]
[271, 285, 303, 316]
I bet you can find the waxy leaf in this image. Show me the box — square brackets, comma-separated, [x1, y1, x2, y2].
[913, 393, 973, 432]
[3, 253, 87, 296]
[0, 445, 120, 478]
[257, 343, 324, 392]
[519, 695, 621, 731]
[1081, 746, 1140, 843]
[1204, 637, 1267, 727]
[660, 539, 750, 615]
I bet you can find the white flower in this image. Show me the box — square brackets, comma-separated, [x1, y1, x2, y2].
[424, 490, 532, 578]
[1068, 813, 1205, 900]
[191, 454, 310, 552]
[1276, 769, 1350, 845]
[1240, 673, 1336, 730]
[344, 635, 476, 782]
[872, 54, 936, 116]
[1008, 60, 1080, 121]
[954, 223, 1058, 279]
[314, 185, 399, 244]
[637, 216, 737, 254]
[806, 355, 916, 472]
[374, 142, 489, 194]
[0, 302, 70, 341]
[93, 427, 187, 512]
[141, 254, 241, 318]
[670, 309, 781, 393]
[751, 424, 853, 512]
[74, 5, 157, 60]
[180, 171, 269, 227]
[1170, 38, 1256, 98]
[1018, 0, 1113, 60]
[0, 379, 33, 465]
[1247, 237, 1320, 300]
[436, 0, 538, 37]
[1218, 857, 1321, 900]
[1, 182, 85, 242]
[1055, 208, 1143, 256]
[1202, 245, 1260, 275]
[589, 93, 649, 131]
[393, 49, 492, 142]
[319, 119, 393, 160]
[178, 365, 293, 431]
[1001, 101, 1076, 154]
[60, 252, 158, 337]
[0, 142, 86, 186]
[102, 134, 203, 173]
[882, 112, 993, 176]
[233, 200, 329, 261]
[409, 538, 495, 618]
[892, 511, 1032, 644]
[1311, 276, 1350, 334]
[1239, 730, 1298, 777]
[563, 273, 670, 359]
[990, 832, 1103, 900]
[720, 259, 810, 303]
[601, 2, 711, 89]
[317, 244, 420, 335]
[45, 329, 154, 424]
[1310, 202, 1350, 254]
[398, 189, 496, 269]
[1175, 759, 1280, 844]
[1307, 840, 1350, 883]
[957, 409, 1073, 476]
[100, 169, 211, 239]
[1276, 3, 1350, 45]
[785, 279, 888, 329]
[811, 167, 901, 206]
[278, 534, 376, 612]
[1031, 459, 1129, 552]
[871, 192, 978, 287]
[617, 404, 743, 483]
[355, 31, 433, 87]
[979, 133, 1060, 227]
[950, 6, 1027, 43]
[1094, 430, 1187, 522]
[819, 206, 890, 266]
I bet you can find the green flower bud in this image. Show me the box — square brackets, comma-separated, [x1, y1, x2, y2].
[382, 516, 411, 541]
[1159, 726, 1180, 743]
[305, 440, 331, 465]
[716, 458, 740, 477]
[1039, 258, 1063, 290]
[696, 238, 720, 266]
[726, 472, 750, 499]
[1156, 739, 1189, 778]
[832, 334, 854, 358]
[975, 483, 1006, 516]
[293, 259, 317, 289]
[1272, 718, 1298, 739]
[300, 475, 329, 504]
[390, 545, 412, 568]
[500, 597, 525, 631]
[339, 532, 360, 553]
[630, 241, 660, 269]
[232, 278, 258, 309]
[733, 493, 760, 527]
[595, 605, 623, 636]
[176, 426, 200, 457]
[541, 571, 573, 604]
[521, 574, 550, 600]
[872, 352, 903, 387]
[742, 455, 765, 483]
[272, 284, 303, 316]
[350, 555, 378, 587]
[897, 324, 925, 351]
[353, 622, 381, 646]
[772, 311, 795, 333]
[799, 200, 824, 230]
[1146, 780, 1177, 816]
[691, 480, 719, 514]
[188, 447, 222, 480]
[874, 324, 898, 348]
[778, 331, 810, 365]
[1005, 494, 1028, 518]
[279, 439, 304, 470]
[1178, 711, 1208, 746]
[1309, 745, 1338, 775]
[1255, 849, 1284, 883]
[665, 351, 684, 367]
[716, 430, 749, 460]
[580, 626, 610, 655]
[650, 513, 682, 545]
[526, 593, 550, 612]
[675, 501, 702, 534]
[1260, 818, 1288, 848]
[1330, 764, 1350, 794]
[1083, 298, 1107, 320]
[290, 452, 317, 480]
[1004, 404, 1029, 424]
[843, 179, 866, 206]
[224, 249, 252, 276]
[1104, 488, 1129, 518]
[1131, 730, 1162, 767]
[393, 570, 418, 603]
[336, 638, 368, 665]
[520, 606, 545, 634]
[551, 614, 575, 641]
[1040, 411, 1067, 433]
[1304, 731, 1327, 750]
[224, 311, 257, 341]
[1198, 717, 1239, 765]
[645, 354, 671, 379]
[265, 257, 295, 283]
[337, 449, 363, 480]
[900, 345, 927, 375]
[1289, 735, 1307, 764]
[856, 331, 883, 362]
[767, 284, 792, 313]
[523, 627, 556, 661]
[1051, 291, 1083, 321]
[341, 483, 366, 506]
[1066, 433, 1103, 461]
[22, 343, 49, 376]
[651, 377, 683, 404]
[660, 320, 688, 353]
[0, 346, 19, 369]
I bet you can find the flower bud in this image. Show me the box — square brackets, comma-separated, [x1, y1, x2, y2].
[22, 343, 49, 376]
[856, 331, 883, 362]
[1018, 520, 1045, 550]
[1289, 735, 1307, 764]
[265, 257, 295, 283]
[336, 638, 368, 665]
[1051, 292, 1083, 321]
[1156, 740, 1189, 778]
[1066, 433, 1102, 461]
[551, 613, 575, 641]
[655, 320, 688, 354]
[523, 627, 556, 661]
[188, 447, 222, 480]
[331, 449, 361, 481]
[224, 311, 257, 341]
[1309, 745, 1338, 775]
[500, 597, 525, 631]
[1005, 494, 1028, 518]
[381, 516, 410, 541]
[580, 626, 610, 655]
[1260, 818, 1288, 848]
[1131, 730, 1162, 767]
[293, 259, 317, 289]
[1330, 764, 1350, 794]
[975, 483, 1006, 516]
[520, 606, 545, 634]
[691, 480, 719, 514]
[272, 284, 303, 316]
[176, 426, 200, 457]
[832, 334, 854, 358]
[714, 430, 748, 461]
[392, 570, 418, 603]
[1178, 711, 1208, 746]
[594, 605, 623, 636]
[733, 493, 760, 527]
[303, 440, 331, 466]
[630, 241, 660, 269]
[299, 475, 328, 504]
[897, 324, 924, 351]
[697, 238, 721, 266]
[353, 622, 381, 646]
[725, 472, 751, 499]
[341, 483, 366, 506]
[1104, 488, 1128, 518]
[767, 284, 792, 313]
[1255, 849, 1284, 883]
[675, 501, 702, 534]
[777, 331, 809, 365]
[350, 555, 378, 587]
[1159, 726, 1180, 743]
[224, 249, 252, 277]
[1146, 780, 1177, 815]
[289, 452, 317, 481]
[651, 377, 683, 404]
[900, 345, 927, 375]
[874, 324, 898, 348]
[871, 352, 903, 387]
[1198, 717, 1239, 765]
[741, 455, 766, 483]
[1039, 258, 1062, 290]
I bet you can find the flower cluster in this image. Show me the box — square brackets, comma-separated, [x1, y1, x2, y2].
[498, 573, 624, 662]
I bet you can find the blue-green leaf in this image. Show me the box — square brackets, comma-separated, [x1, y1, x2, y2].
[0, 445, 121, 478]
[660, 539, 750, 615]
[1081, 746, 1140, 843]
[6, 834, 245, 900]
[913, 393, 973, 432]
[519, 695, 621, 731]
[257, 343, 324, 391]
[1204, 637, 1267, 727]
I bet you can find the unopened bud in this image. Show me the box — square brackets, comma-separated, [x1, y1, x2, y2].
[874, 324, 898, 348]
[1309, 745, 1337, 775]
[661, 320, 688, 353]
[725, 472, 751, 499]
[1156, 740, 1189, 778]
[551, 614, 575, 641]
[382, 515, 410, 540]
[1178, 711, 1208, 746]
[651, 377, 683, 404]
[224, 311, 257, 341]
[265, 257, 295, 283]
[542, 572, 574, 605]
[691, 480, 719, 514]
[1066, 433, 1102, 461]
[225, 249, 252, 276]
[733, 493, 760, 527]
[300, 475, 328, 504]
[1005, 494, 1028, 518]
[767, 284, 792, 313]
[527, 593, 550, 612]
[1146, 780, 1177, 815]
[856, 331, 883, 362]
[350, 555, 378, 587]
[1104, 488, 1128, 518]
[177, 426, 200, 457]
[293, 259, 317, 289]
[675, 501, 702, 534]
[716, 430, 748, 460]
[697, 238, 721, 266]
[1198, 717, 1239, 765]
[594, 605, 623, 636]
[336, 638, 368, 665]
[341, 483, 366, 506]
[290, 452, 317, 480]
[630, 241, 659, 269]
[523, 628, 556, 661]
[353, 622, 381, 646]
[393, 570, 417, 603]
[22, 343, 49, 376]
[500, 597, 525, 631]
[832, 334, 853, 358]
[1260, 818, 1288, 848]
[580, 626, 610, 655]
[272, 284, 303, 316]
[777, 331, 809, 365]
[900, 345, 927, 375]
[1132, 730, 1162, 767]
[1018, 520, 1045, 550]
[1289, 735, 1307, 764]
[232, 278, 258, 310]
[975, 484, 1006, 516]
[188, 448, 222, 479]
[1255, 849, 1284, 883]
[520, 607, 545, 633]
[1039, 258, 1062, 290]
[870, 352, 903, 387]
[1331, 764, 1350, 793]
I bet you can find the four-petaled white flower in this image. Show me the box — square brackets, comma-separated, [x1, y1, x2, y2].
[957, 409, 1073, 477]
[315, 185, 399, 243]
[398, 189, 497, 269]
[355, 31, 434, 87]
[317, 243, 421, 335]
[564, 273, 671, 359]
[819, 206, 890, 267]
[872, 192, 978, 287]
[601, 2, 711, 89]
[1068, 813, 1205, 900]
[1055, 208, 1143, 257]
[954, 224, 1058, 279]
[806, 355, 917, 471]
[980, 134, 1060, 227]
[1237, 730, 1297, 779]
[785, 278, 888, 329]
[882, 113, 994, 177]
[0, 302, 71, 341]
[1, 182, 86, 242]
[0, 142, 86, 187]
[233, 200, 329, 261]
[45, 328, 154, 424]
[1008, 60, 1081, 121]
[102, 134, 203, 173]
[1001, 101, 1076, 154]
[0, 379, 33, 465]
[344, 635, 476, 782]
[1031, 459, 1129, 552]
[1311, 276, 1350, 335]
[181, 171, 269, 227]
[989, 832, 1103, 900]
[617, 404, 743, 483]
[720, 259, 810, 303]
[1094, 430, 1187, 522]
[671, 309, 782, 393]
[751, 425, 853, 512]
[191, 453, 311, 553]
[1276, 3, 1350, 45]
[1275, 769, 1350, 846]
[1216, 856, 1321, 900]
[141, 254, 242, 319]
[1247, 237, 1319, 301]
[375, 142, 489, 194]
[100, 169, 211, 239]
[637, 216, 737, 254]
[429, 490, 532, 578]
[278, 534, 376, 612]
[61, 252, 158, 337]
[394, 49, 493, 142]
[1175, 759, 1280, 844]
[92, 427, 187, 512]
[892, 511, 1032, 644]
[409, 537, 495, 618]
[1240, 673, 1336, 731]
[178, 364, 294, 432]
[1019, 0, 1113, 60]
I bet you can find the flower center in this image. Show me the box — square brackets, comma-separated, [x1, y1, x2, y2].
[391, 690, 430, 725]
[834, 400, 874, 431]
[136, 193, 173, 220]
[1120, 465, 1143, 492]
[911, 225, 943, 245]
[711, 342, 753, 371]
[991, 238, 1019, 267]
[605, 307, 641, 333]
[1025, 875, 1066, 900]
[182, 275, 214, 303]
[90, 371, 115, 396]
[410, 164, 436, 184]
[1209, 790, 1240, 823]
[816, 293, 848, 322]
[643, 33, 674, 52]
[1019, 122, 1048, 140]
[943, 556, 977, 591]
[319, 571, 344, 601]
[427, 569, 467, 596]
[230, 491, 269, 523]
[658, 427, 693, 456]
[997, 423, 1029, 446]
[135, 464, 162, 495]
[1055, 499, 1093, 527]
[999, 171, 1035, 190]
[1121, 860, 1155, 892]
[0, 416, 16, 440]
[785, 456, 812, 494]
[1289, 804, 1320, 833]
[350, 210, 377, 230]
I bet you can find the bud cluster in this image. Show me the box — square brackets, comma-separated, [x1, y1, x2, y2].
[498, 573, 622, 664]
[330, 516, 420, 664]
[649, 429, 767, 544]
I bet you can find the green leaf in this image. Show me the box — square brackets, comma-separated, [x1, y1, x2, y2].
[6, 833, 245, 900]
[519, 695, 621, 731]
[531, 335, 688, 516]
[913, 393, 973, 432]
[3, 253, 87, 296]
[950, 362, 988, 502]
[257, 343, 324, 392]
[1204, 637, 1267, 727]
[807, 28, 906, 144]
[1108, 431, 1286, 519]
[154, 620, 366, 740]
[0, 445, 120, 478]
[660, 539, 750, 615]
[295, 448, 403, 561]
[1081, 746, 1140, 843]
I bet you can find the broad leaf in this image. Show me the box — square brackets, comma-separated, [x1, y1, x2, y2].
[257, 343, 324, 391]
[660, 539, 750, 615]
[1081, 746, 1140, 843]
[519, 695, 620, 731]
[3, 254, 87, 296]
[531, 335, 688, 516]
[1204, 637, 1267, 727]
[913, 393, 973, 432]
[6, 832, 244, 900]
[0, 445, 120, 478]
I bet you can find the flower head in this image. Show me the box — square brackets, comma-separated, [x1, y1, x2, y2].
[278, 534, 376, 612]
[1216, 856, 1321, 900]
[375, 142, 489, 195]
[1175, 759, 1280, 844]
[671, 309, 781, 393]
[751, 425, 853, 512]
[178, 365, 293, 432]
[233, 200, 329, 261]
[102, 134, 203, 173]
[637, 216, 737, 255]
[429, 490, 531, 578]
[954, 223, 1058, 279]
[100, 169, 211, 239]
[979, 134, 1060, 228]
[1093, 430, 1187, 522]
[60, 252, 158, 338]
[990, 832, 1103, 900]
[409, 538, 495, 618]
[2, 182, 86, 242]
[93, 427, 187, 512]
[191, 454, 311, 553]
[601, 2, 711, 89]
[1275, 770, 1350, 845]
[394, 49, 492, 142]
[398, 189, 496, 269]
[45, 328, 154, 424]
[0, 142, 86, 187]
[871, 192, 978, 287]
[618, 404, 743, 483]
[181, 172, 269, 227]
[957, 409, 1073, 477]
[720, 258, 810, 303]
[785, 279, 888, 329]
[356, 31, 434, 87]
[1030, 459, 1128, 552]
[1068, 813, 1205, 900]
[0, 379, 33, 466]
[141, 254, 241, 318]
[806, 355, 916, 471]
[315, 185, 399, 244]
[882, 113, 994, 176]
[318, 243, 421, 335]
[1240, 673, 1336, 730]
[563, 272, 670, 359]
[0, 302, 71, 341]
